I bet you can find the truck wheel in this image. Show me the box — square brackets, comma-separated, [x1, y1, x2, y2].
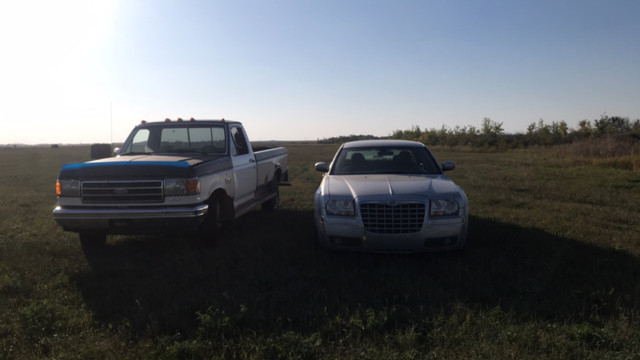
[262, 186, 279, 211]
[199, 198, 222, 243]
[79, 232, 107, 249]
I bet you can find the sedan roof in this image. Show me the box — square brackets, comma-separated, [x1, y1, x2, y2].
[341, 139, 426, 148]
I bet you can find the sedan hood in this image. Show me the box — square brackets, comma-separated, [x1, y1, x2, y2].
[324, 174, 460, 200]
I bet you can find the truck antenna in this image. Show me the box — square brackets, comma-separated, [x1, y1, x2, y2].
[110, 102, 113, 144]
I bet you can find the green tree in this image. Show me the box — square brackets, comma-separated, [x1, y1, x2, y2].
[576, 120, 593, 138]
[481, 117, 504, 136]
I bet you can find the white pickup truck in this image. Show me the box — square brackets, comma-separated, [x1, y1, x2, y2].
[53, 119, 288, 247]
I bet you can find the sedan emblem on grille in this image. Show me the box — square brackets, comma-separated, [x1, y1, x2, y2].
[113, 188, 128, 195]
[387, 200, 398, 207]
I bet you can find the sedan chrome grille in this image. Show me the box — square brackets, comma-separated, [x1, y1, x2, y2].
[81, 180, 163, 203]
[360, 202, 425, 234]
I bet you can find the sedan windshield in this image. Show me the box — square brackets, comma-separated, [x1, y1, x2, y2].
[331, 146, 442, 175]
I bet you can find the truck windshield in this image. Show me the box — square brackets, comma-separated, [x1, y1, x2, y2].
[331, 146, 442, 175]
[120, 126, 227, 155]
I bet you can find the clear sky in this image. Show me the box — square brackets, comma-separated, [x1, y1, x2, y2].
[1, 0, 639, 144]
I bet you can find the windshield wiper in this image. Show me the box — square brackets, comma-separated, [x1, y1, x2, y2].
[120, 151, 153, 155]
[169, 149, 222, 155]
[170, 149, 204, 153]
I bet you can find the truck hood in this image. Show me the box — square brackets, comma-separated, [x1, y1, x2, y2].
[95, 154, 207, 165]
[323, 174, 462, 200]
[58, 154, 230, 180]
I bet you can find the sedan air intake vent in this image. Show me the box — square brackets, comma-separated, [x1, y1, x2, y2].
[360, 202, 425, 234]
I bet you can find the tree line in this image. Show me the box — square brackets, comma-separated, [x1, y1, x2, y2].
[389, 115, 640, 149]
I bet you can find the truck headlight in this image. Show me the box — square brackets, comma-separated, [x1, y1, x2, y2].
[56, 180, 81, 196]
[165, 178, 200, 196]
[430, 199, 459, 217]
[326, 199, 355, 216]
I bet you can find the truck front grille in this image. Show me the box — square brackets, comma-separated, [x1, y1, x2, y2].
[81, 180, 163, 203]
[360, 202, 425, 234]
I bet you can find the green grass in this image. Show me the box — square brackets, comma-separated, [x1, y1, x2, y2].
[1, 144, 639, 359]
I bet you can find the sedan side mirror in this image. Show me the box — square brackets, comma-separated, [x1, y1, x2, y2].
[315, 162, 329, 172]
[441, 161, 456, 171]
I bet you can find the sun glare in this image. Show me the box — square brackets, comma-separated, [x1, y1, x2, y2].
[0, 1, 117, 143]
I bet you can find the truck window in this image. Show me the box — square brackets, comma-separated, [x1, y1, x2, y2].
[130, 129, 151, 153]
[188, 127, 226, 153]
[159, 126, 227, 153]
[230, 127, 249, 156]
[161, 128, 189, 152]
[209, 127, 226, 151]
[121, 125, 227, 154]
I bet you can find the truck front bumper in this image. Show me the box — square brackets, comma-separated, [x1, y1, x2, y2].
[53, 204, 209, 234]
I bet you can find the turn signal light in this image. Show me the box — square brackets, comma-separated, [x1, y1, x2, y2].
[186, 178, 200, 194]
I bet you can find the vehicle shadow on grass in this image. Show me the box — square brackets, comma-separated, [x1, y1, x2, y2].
[72, 211, 640, 339]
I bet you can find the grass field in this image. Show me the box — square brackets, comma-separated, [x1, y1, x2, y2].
[1, 144, 639, 359]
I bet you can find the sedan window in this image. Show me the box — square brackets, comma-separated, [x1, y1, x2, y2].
[332, 146, 441, 175]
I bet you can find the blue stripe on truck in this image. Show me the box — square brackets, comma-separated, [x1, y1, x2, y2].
[62, 161, 190, 171]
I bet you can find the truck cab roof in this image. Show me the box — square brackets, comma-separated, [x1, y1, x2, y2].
[137, 119, 242, 127]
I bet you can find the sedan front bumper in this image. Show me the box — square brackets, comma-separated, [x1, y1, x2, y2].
[316, 214, 468, 252]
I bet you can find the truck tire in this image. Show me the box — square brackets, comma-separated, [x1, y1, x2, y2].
[198, 197, 222, 244]
[261, 183, 279, 211]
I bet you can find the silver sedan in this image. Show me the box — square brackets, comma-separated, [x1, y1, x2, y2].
[314, 140, 468, 252]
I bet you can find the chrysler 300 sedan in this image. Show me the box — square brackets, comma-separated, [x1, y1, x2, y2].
[314, 140, 468, 252]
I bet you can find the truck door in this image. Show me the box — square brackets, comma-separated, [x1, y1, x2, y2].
[230, 125, 257, 207]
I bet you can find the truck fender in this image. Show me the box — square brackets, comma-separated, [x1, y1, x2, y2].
[209, 189, 234, 222]
[274, 166, 282, 183]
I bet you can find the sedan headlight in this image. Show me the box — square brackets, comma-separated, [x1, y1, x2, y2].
[326, 199, 355, 216]
[165, 178, 200, 196]
[430, 199, 459, 217]
[56, 180, 81, 197]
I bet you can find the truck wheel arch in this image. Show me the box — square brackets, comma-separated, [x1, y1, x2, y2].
[274, 167, 282, 183]
[209, 189, 234, 222]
